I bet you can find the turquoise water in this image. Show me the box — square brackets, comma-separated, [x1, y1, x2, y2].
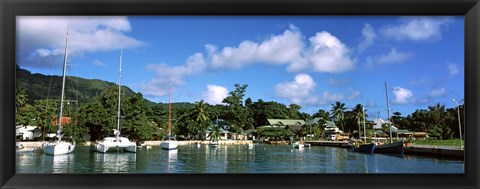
[16, 144, 464, 173]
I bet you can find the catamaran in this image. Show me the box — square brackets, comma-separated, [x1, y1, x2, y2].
[42, 25, 76, 156]
[95, 50, 136, 153]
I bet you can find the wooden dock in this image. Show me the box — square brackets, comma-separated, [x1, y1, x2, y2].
[404, 145, 464, 160]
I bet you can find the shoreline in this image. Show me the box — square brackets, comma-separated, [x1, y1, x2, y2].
[17, 140, 254, 148]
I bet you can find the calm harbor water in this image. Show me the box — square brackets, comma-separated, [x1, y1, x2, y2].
[16, 144, 464, 174]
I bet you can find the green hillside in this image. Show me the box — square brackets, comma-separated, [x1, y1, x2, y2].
[16, 65, 144, 105]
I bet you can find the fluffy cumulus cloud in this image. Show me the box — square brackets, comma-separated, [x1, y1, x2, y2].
[201, 85, 229, 105]
[141, 53, 207, 97]
[274, 74, 360, 106]
[392, 87, 414, 104]
[207, 24, 304, 70]
[357, 23, 376, 52]
[380, 16, 454, 41]
[288, 31, 355, 73]
[275, 74, 317, 104]
[205, 25, 355, 74]
[17, 16, 144, 68]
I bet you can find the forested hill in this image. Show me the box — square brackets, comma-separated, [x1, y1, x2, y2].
[16, 65, 153, 106]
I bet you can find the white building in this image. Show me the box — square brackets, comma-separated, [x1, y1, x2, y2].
[16, 125, 42, 140]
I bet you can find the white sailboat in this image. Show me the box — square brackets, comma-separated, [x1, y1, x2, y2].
[160, 82, 178, 150]
[42, 25, 76, 156]
[95, 50, 136, 153]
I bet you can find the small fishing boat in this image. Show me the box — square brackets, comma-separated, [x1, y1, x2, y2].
[353, 142, 376, 153]
[374, 141, 404, 154]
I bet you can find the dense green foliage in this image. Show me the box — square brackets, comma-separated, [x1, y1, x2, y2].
[16, 65, 141, 105]
[16, 66, 465, 143]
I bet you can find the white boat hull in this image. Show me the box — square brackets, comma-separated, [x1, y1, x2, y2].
[160, 141, 178, 150]
[42, 141, 75, 155]
[95, 137, 137, 153]
[293, 142, 304, 149]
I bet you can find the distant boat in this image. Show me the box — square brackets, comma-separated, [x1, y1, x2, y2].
[353, 106, 376, 153]
[42, 25, 76, 156]
[353, 143, 376, 153]
[161, 82, 178, 150]
[292, 141, 304, 149]
[95, 50, 136, 153]
[373, 82, 404, 154]
[374, 141, 404, 154]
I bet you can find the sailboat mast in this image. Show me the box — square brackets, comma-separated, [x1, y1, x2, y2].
[117, 50, 123, 132]
[58, 25, 69, 138]
[362, 106, 366, 143]
[168, 81, 172, 141]
[385, 82, 392, 143]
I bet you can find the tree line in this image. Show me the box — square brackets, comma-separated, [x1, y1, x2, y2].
[16, 82, 465, 144]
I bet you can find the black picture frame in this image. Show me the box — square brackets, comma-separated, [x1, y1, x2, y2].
[1, 0, 479, 189]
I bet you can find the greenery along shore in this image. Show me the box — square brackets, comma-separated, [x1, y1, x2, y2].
[16, 66, 465, 145]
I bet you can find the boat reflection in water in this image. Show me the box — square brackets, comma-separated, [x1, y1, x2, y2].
[42, 153, 75, 173]
[93, 152, 137, 173]
[160, 149, 178, 172]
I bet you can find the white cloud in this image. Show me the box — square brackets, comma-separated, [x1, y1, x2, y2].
[17, 16, 144, 68]
[347, 89, 362, 100]
[274, 74, 355, 106]
[381, 16, 454, 41]
[142, 53, 207, 97]
[206, 25, 354, 74]
[392, 87, 414, 104]
[288, 31, 355, 73]
[430, 87, 448, 98]
[447, 62, 459, 76]
[275, 74, 317, 103]
[376, 48, 413, 64]
[357, 23, 376, 52]
[202, 85, 229, 105]
[207, 24, 304, 70]
[367, 48, 413, 67]
[92, 59, 107, 67]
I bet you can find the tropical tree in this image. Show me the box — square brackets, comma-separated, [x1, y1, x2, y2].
[287, 104, 302, 119]
[187, 100, 211, 139]
[121, 93, 157, 141]
[351, 104, 365, 138]
[331, 101, 347, 132]
[222, 84, 252, 136]
[16, 87, 28, 113]
[208, 124, 222, 142]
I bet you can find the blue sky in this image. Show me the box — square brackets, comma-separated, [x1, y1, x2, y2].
[16, 16, 464, 119]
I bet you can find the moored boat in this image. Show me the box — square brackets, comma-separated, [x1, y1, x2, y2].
[160, 82, 178, 150]
[95, 50, 137, 153]
[353, 143, 376, 153]
[41, 25, 75, 156]
[374, 141, 404, 154]
[292, 141, 304, 149]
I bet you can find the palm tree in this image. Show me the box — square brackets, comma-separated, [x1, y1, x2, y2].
[192, 100, 209, 122]
[189, 100, 210, 139]
[351, 104, 365, 138]
[331, 101, 346, 132]
[208, 124, 221, 142]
